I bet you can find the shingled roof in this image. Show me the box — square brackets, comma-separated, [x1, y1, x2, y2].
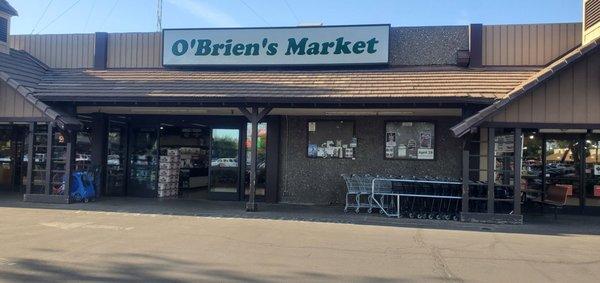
[0, 0, 17, 16]
[0, 49, 81, 130]
[33, 67, 538, 104]
[0, 49, 47, 90]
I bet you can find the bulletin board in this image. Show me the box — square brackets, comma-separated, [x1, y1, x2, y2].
[385, 122, 435, 160]
[307, 121, 356, 159]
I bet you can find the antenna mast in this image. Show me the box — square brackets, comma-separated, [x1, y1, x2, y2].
[156, 0, 163, 31]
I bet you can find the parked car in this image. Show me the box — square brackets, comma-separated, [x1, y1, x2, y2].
[211, 158, 238, 167]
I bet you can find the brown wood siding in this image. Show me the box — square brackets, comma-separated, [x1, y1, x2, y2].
[483, 23, 582, 66]
[0, 81, 43, 118]
[107, 32, 162, 68]
[9, 34, 95, 68]
[489, 51, 600, 124]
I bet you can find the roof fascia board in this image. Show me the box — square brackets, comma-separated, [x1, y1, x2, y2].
[450, 39, 600, 137]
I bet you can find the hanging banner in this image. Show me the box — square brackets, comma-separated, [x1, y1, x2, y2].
[163, 25, 390, 66]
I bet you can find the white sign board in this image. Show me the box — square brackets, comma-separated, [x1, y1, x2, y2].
[163, 25, 390, 66]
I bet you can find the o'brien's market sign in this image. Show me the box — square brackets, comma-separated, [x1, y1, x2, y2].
[162, 25, 389, 66]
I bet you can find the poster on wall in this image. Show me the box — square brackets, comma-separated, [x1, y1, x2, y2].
[308, 144, 318, 157]
[385, 147, 395, 158]
[385, 122, 435, 160]
[307, 121, 356, 159]
[386, 132, 397, 147]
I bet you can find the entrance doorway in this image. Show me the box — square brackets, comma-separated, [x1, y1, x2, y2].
[209, 128, 241, 200]
[159, 124, 211, 200]
[124, 122, 244, 201]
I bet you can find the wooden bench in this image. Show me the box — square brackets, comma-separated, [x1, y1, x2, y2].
[533, 185, 569, 220]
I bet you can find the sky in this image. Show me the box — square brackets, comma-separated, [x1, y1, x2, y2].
[7, 0, 583, 35]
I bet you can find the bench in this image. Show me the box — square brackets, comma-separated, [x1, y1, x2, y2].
[533, 185, 569, 220]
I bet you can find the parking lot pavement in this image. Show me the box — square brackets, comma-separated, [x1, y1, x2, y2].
[1, 199, 600, 282]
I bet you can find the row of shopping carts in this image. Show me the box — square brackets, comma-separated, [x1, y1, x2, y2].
[342, 174, 463, 221]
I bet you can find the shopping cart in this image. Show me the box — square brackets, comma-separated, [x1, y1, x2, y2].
[371, 177, 462, 220]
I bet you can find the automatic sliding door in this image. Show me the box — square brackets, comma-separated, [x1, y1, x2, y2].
[209, 128, 240, 200]
[128, 127, 158, 197]
[106, 122, 128, 196]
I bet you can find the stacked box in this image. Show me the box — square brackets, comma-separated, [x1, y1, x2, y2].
[158, 149, 180, 198]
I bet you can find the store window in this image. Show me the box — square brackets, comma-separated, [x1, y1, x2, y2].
[384, 122, 434, 160]
[521, 131, 543, 194]
[584, 134, 600, 208]
[76, 126, 92, 172]
[307, 120, 356, 159]
[245, 123, 267, 197]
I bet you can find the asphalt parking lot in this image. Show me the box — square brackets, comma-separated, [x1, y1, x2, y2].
[1, 197, 600, 282]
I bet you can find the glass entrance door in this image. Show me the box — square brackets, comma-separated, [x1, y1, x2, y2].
[106, 122, 128, 196]
[209, 128, 240, 200]
[544, 136, 582, 210]
[128, 127, 158, 197]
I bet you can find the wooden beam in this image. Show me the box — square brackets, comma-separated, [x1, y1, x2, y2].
[238, 106, 272, 211]
[246, 107, 259, 212]
[257, 107, 273, 122]
[513, 128, 522, 215]
[238, 107, 253, 121]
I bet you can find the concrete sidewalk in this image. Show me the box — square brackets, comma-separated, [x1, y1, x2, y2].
[2, 194, 600, 236]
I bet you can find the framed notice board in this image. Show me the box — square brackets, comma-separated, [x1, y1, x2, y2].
[385, 122, 435, 160]
[307, 121, 356, 159]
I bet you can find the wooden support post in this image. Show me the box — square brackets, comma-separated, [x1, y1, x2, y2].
[462, 150, 470, 213]
[45, 122, 54, 195]
[248, 108, 259, 211]
[239, 106, 272, 212]
[26, 122, 34, 194]
[513, 128, 522, 215]
[487, 127, 495, 213]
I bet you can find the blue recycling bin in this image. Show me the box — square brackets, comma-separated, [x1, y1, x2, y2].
[70, 171, 96, 202]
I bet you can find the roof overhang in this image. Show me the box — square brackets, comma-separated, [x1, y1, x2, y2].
[450, 38, 600, 138]
[0, 71, 81, 131]
[0, 0, 17, 16]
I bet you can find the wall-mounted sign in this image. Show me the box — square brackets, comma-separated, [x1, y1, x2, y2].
[163, 25, 390, 66]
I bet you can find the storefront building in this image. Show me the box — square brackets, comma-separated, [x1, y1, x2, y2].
[0, 0, 599, 222]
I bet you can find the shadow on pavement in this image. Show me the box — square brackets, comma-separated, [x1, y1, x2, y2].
[0, 252, 406, 282]
[1, 192, 600, 237]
